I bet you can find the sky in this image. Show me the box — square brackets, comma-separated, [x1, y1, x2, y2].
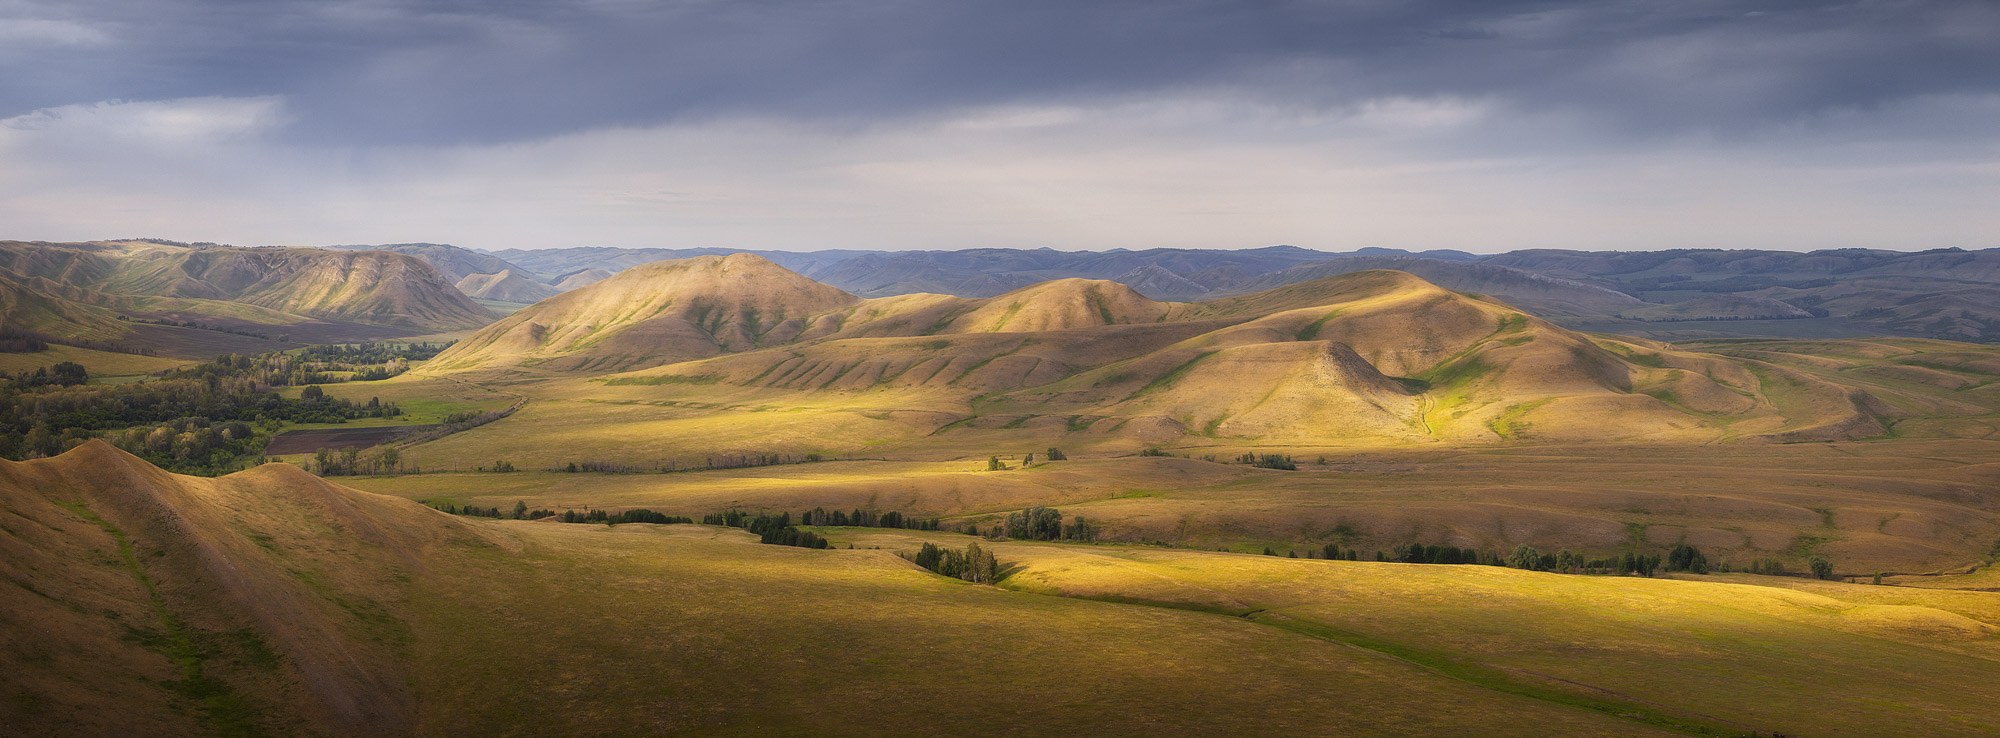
[1, 0, 1997, 253]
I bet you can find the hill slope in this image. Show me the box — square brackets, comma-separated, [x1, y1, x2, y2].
[0, 441, 473, 736]
[454, 270, 561, 303]
[0, 241, 496, 344]
[426, 253, 862, 374]
[329, 242, 530, 284]
[437, 257, 1892, 446]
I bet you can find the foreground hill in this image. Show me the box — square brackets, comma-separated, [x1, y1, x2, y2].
[0, 441, 462, 736]
[0, 241, 496, 354]
[11, 442, 2000, 737]
[425, 255, 1892, 445]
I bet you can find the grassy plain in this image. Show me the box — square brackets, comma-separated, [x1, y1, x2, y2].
[406, 522, 1676, 737]
[344, 437, 2000, 575]
[815, 528, 2000, 738]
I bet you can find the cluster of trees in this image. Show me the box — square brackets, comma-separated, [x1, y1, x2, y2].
[0, 351, 403, 471]
[296, 342, 450, 365]
[427, 500, 695, 523]
[727, 512, 831, 548]
[428, 502, 510, 518]
[311, 445, 407, 476]
[0, 327, 52, 353]
[798, 507, 941, 530]
[560, 508, 687, 524]
[1746, 558, 1788, 576]
[911, 541, 1000, 583]
[1666, 544, 1710, 574]
[393, 399, 525, 448]
[0, 362, 88, 388]
[1000, 506, 1096, 542]
[106, 418, 272, 476]
[177, 347, 435, 390]
[1237, 452, 1297, 470]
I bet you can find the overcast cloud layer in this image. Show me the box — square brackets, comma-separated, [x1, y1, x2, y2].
[2, 0, 1996, 252]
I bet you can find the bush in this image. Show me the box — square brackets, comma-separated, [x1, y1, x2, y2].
[1808, 555, 1834, 580]
[1236, 453, 1296, 470]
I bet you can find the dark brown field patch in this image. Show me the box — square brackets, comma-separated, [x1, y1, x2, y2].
[264, 425, 437, 454]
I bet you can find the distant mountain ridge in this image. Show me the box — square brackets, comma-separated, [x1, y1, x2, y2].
[0, 241, 496, 355]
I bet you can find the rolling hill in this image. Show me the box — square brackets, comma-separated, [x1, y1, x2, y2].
[477, 244, 2000, 341]
[453, 270, 561, 303]
[327, 242, 530, 284]
[0, 440, 455, 736]
[422, 254, 1896, 446]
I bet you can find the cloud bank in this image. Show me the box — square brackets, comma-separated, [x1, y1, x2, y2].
[1, 0, 1996, 251]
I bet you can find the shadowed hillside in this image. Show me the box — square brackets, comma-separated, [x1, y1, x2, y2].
[0, 241, 496, 343]
[0, 441, 478, 737]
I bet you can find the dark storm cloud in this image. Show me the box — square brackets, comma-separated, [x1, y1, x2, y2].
[4, 0, 1997, 145]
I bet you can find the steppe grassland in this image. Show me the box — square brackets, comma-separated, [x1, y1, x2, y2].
[820, 528, 2000, 738]
[407, 521, 1670, 737]
[342, 438, 2000, 574]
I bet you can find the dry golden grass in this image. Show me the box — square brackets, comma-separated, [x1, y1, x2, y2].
[344, 438, 2000, 576]
[826, 528, 2000, 737]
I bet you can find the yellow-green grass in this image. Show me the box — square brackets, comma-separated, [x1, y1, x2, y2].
[822, 528, 2000, 738]
[343, 438, 2000, 575]
[0, 345, 192, 377]
[407, 521, 1672, 737]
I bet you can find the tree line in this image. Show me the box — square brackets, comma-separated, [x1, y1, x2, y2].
[1267, 540, 1835, 580]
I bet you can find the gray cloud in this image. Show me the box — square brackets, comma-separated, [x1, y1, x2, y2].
[5, 0, 1996, 146]
[0, 0, 1995, 252]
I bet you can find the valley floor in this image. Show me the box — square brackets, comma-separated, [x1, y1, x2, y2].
[341, 438, 2000, 577]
